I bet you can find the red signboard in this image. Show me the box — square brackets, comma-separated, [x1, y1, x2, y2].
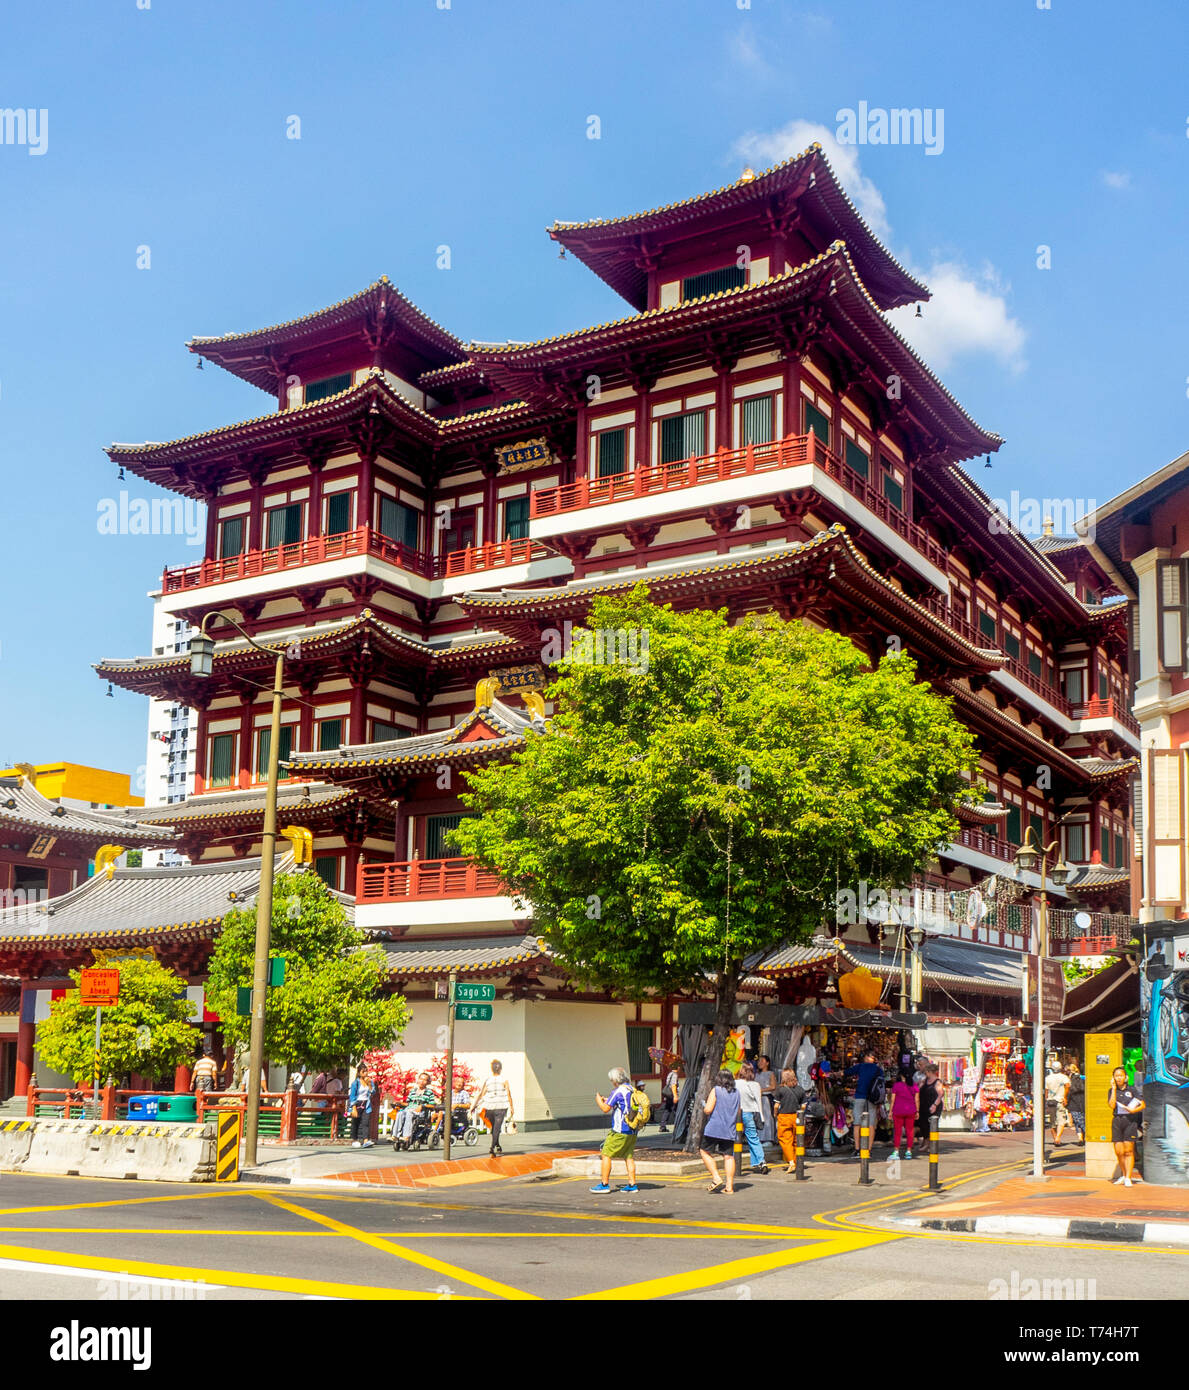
[79, 968, 120, 1007]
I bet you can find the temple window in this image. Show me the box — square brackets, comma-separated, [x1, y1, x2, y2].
[680, 266, 746, 301]
[1004, 802, 1022, 845]
[977, 608, 997, 643]
[804, 400, 831, 449]
[659, 409, 706, 464]
[379, 497, 419, 550]
[266, 503, 302, 548]
[314, 855, 341, 890]
[845, 438, 870, 480]
[595, 426, 627, 477]
[303, 372, 352, 404]
[317, 718, 343, 751]
[504, 496, 530, 540]
[255, 725, 294, 780]
[880, 455, 905, 511]
[371, 719, 409, 742]
[740, 395, 774, 447]
[1062, 666, 1085, 704]
[325, 492, 352, 535]
[208, 734, 235, 789]
[1065, 821, 1087, 862]
[218, 516, 245, 558]
[425, 812, 475, 859]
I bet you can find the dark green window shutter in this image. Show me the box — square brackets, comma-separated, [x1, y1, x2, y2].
[845, 440, 869, 479]
[805, 402, 830, 448]
[1098, 671, 1109, 700]
[626, 1025, 656, 1076]
[1029, 812, 1044, 842]
[1063, 668, 1084, 704]
[1004, 632, 1021, 660]
[220, 517, 245, 558]
[1005, 805, 1021, 844]
[267, 504, 302, 548]
[209, 734, 235, 788]
[1065, 823, 1086, 862]
[318, 718, 342, 752]
[660, 411, 706, 464]
[596, 428, 626, 478]
[426, 812, 474, 859]
[741, 395, 774, 446]
[1100, 826, 1111, 864]
[1027, 651, 1043, 677]
[314, 856, 339, 890]
[303, 372, 353, 404]
[257, 725, 294, 779]
[379, 498, 419, 550]
[681, 266, 746, 301]
[504, 496, 530, 540]
[978, 610, 998, 642]
[325, 492, 351, 535]
[1114, 831, 1124, 867]
[371, 720, 406, 742]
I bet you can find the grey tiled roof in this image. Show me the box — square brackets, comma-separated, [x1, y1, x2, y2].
[0, 853, 353, 945]
[844, 937, 1023, 996]
[372, 932, 547, 976]
[130, 782, 355, 825]
[751, 942, 855, 975]
[1067, 863, 1130, 891]
[0, 779, 171, 846]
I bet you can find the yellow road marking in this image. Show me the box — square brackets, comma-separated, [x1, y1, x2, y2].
[0, 1241, 474, 1299]
[0, 1226, 793, 1240]
[260, 1194, 539, 1301]
[574, 1231, 894, 1300]
[0, 1189, 247, 1218]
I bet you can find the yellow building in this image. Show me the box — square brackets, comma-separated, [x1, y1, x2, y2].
[0, 762, 143, 809]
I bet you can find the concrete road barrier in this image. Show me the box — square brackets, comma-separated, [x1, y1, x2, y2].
[0, 1117, 218, 1182]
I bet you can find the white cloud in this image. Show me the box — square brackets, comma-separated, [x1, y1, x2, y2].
[887, 261, 1027, 373]
[732, 119, 1026, 373]
[1101, 170, 1131, 191]
[733, 119, 890, 239]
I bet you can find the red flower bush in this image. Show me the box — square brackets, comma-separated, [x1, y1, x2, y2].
[363, 1050, 478, 1106]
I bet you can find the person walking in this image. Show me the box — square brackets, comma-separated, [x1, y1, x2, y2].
[658, 1065, 681, 1133]
[699, 1068, 742, 1194]
[1066, 1058, 1086, 1144]
[347, 1063, 376, 1148]
[773, 1068, 808, 1172]
[190, 1049, 219, 1094]
[590, 1066, 640, 1194]
[890, 1073, 920, 1159]
[1045, 1059, 1071, 1145]
[916, 1065, 943, 1148]
[1108, 1065, 1145, 1187]
[737, 1062, 769, 1173]
[846, 1050, 884, 1157]
[470, 1059, 514, 1157]
[754, 1054, 778, 1145]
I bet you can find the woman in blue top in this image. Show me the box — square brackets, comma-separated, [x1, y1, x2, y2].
[348, 1063, 376, 1148]
[699, 1068, 742, 1194]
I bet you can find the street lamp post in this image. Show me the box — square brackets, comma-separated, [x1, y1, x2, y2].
[1012, 826, 1072, 1182]
[190, 614, 286, 1169]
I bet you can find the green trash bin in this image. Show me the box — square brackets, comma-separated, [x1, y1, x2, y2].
[157, 1094, 198, 1123]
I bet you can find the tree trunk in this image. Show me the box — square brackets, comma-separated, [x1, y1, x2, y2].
[683, 971, 739, 1154]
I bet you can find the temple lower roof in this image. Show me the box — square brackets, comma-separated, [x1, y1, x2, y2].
[0, 776, 172, 848]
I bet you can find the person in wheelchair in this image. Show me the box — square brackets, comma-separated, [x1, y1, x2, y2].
[391, 1072, 438, 1149]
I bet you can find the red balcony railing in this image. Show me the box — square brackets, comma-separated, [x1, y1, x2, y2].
[357, 856, 505, 903]
[1004, 655, 1072, 717]
[161, 525, 432, 594]
[1074, 696, 1141, 738]
[1047, 909, 1137, 957]
[435, 536, 550, 578]
[530, 432, 947, 570]
[955, 826, 1018, 864]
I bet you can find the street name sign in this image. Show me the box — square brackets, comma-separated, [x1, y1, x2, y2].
[456, 1003, 493, 1021]
[455, 983, 496, 1002]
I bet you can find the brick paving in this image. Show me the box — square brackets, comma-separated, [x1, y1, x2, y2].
[321, 1146, 595, 1188]
[917, 1173, 1189, 1224]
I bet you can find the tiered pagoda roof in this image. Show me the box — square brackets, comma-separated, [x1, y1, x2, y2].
[549, 145, 929, 311]
[0, 775, 171, 850]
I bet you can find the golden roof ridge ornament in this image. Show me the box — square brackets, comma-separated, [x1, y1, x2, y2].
[94, 845, 126, 880]
[280, 825, 314, 865]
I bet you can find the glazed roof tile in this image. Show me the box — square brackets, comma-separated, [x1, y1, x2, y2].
[0, 778, 172, 847]
[129, 782, 356, 826]
[373, 932, 546, 977]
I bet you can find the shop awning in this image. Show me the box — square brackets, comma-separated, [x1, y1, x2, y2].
[1054, 954, 1140, 1035]
[843, 936, 1023, 997]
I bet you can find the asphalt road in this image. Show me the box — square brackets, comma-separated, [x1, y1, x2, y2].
[0, 1156, 1185, 1304]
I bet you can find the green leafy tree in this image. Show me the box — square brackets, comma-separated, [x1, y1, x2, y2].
[36, 958, 197, 1086]
[453, 589, 979, 1149]
[204, 869, 409, 1072]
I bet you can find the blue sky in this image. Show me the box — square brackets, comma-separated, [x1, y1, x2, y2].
[2, 0, 1187, 785]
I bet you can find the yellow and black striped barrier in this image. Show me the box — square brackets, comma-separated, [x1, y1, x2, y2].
[857, 1122, 874, 1186]
[734, 1116, 746, 1173]
[216, 1109, 242, 1182]
[0, 1119, 32, 1132]
[794, 1105, 808, 1181]
[928, 1115, 941, 1191]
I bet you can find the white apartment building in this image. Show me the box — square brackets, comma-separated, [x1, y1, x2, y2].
[142, 596, 196, 867]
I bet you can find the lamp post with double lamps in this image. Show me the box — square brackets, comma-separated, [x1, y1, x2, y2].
[189, 612, 287, 1168]
[1012, 826, 1072, 1181]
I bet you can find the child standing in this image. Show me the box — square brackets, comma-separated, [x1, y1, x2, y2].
[891, 1075, 920, 1159]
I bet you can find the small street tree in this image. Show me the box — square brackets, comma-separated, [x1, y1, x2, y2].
[37, 958, 197, 1087]
[452, 588, 979, 1150]
[205, 868, 409, 1073]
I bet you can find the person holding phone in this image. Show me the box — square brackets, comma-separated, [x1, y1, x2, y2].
[1108, 1065, 1145, 1187]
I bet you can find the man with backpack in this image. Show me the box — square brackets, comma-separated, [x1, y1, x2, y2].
[590, 1066, 648, 1194]
[846, 1050, 885, 1157]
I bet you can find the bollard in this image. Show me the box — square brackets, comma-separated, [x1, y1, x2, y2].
[794, 1105, 808, 1181]
[735, 1116, 747, 1173]
[928, 1115, 941, 1191]
[857, 1122, 874, 1185]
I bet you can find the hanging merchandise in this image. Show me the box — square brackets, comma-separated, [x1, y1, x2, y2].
[795, 1035, 816, 1088]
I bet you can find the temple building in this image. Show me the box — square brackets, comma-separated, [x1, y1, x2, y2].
[23, 145, 1137, 1119]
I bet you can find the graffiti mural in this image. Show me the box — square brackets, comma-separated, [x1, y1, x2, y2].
[1141, 926, 1189, 1185]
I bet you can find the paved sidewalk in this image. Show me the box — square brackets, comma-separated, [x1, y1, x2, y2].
[901, 1171, 1189, 1245]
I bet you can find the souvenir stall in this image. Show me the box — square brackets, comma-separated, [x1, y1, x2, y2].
[965, 1032, 1033, 1132]
[917, 1023, 1021, 1131]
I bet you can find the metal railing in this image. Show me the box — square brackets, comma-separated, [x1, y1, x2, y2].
[1073, 696, 1141, 737]
[437, 536, 550, 577]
